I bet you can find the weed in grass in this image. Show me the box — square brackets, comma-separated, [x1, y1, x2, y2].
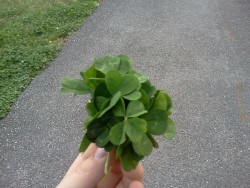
[0, 0, 99, 118]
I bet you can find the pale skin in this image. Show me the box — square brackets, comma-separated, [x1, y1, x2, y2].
[57, 144, 144, 188]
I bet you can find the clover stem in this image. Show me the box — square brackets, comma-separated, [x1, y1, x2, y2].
[104, 152, 110, 175]
[89, 78, 105, 80]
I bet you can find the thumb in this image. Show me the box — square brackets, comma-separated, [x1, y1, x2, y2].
[58, 148, 107, 188]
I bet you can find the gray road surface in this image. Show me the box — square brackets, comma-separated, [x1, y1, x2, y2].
[1, 0, 250, 187]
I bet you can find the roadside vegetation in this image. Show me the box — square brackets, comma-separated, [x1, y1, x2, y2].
[0, 0, 99, 118]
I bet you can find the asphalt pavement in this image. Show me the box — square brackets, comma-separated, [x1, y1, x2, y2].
[1, 0, 250, 187]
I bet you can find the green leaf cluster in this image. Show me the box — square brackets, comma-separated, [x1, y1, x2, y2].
[61, 54, 176, 171]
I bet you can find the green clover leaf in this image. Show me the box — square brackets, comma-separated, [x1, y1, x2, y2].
[123, 91, 142, 101]
[132, 134, 153, 156]
[112, 98, 125, 117]
[164, 92, 173, 116]
[126, 101, 147, 118]
[109, 121, 126, 145]
[151, 90, 167, 111]
[117, 54, 132, 75]
[120, 74, 139, 95]
[141, 80, 156, 97]
[94, 55, 120, 74]
[105, 70, 122, 96]
[97, 91, 121, 118]
[121, 145, 142, 172]
[141, 109, 168, 135]
[129, 70, 148, 83]
[163, 118, 176, 140]
[81, 65, 104, 89]
[61, 78, 93, 95]
[96, 129, 110, 147]
[79, 135, 91, 152]
[125, 118, 147, 142]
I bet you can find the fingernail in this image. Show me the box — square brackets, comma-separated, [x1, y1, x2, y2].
[93, 148, 107, 160]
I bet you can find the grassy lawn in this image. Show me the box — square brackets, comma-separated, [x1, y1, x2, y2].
[0, 0, 99, 119]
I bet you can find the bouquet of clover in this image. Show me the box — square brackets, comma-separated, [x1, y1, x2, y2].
[61, 55, 176, 172]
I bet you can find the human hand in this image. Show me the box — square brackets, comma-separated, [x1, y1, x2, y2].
[57, 144, 144, 188]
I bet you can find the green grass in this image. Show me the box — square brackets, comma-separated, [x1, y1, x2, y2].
[0, 0, 99, 119]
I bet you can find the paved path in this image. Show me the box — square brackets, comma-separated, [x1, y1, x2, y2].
[1, 0, 250, 187]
